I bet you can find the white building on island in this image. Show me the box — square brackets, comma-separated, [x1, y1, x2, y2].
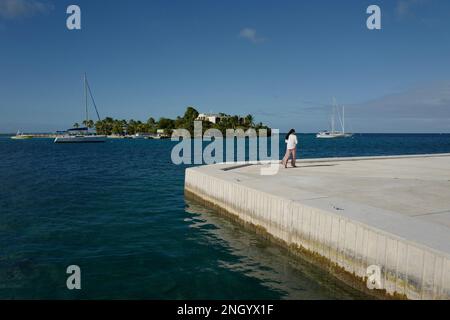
[196, 113, 222, 124]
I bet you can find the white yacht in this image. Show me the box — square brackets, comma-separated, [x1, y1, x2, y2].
[54, 74, 107, 144]
[316, 98, 352, 139]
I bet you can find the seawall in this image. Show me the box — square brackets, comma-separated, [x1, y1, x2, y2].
[184, 154, 450, 299]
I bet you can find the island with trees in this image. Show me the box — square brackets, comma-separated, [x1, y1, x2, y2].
[84, 106, 270, 137]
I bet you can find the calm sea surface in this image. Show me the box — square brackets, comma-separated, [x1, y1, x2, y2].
[1, 134, 450, 299]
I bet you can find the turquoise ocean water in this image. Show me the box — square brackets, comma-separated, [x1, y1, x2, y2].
[1, 134, 450, 299]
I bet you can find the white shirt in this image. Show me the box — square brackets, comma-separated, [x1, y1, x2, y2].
[286, 134, 298, 150]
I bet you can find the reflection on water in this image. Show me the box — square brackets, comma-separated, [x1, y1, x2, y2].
[185, 200, 370, 300]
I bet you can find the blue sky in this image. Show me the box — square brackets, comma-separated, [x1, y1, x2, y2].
[1, 0, 450, 133]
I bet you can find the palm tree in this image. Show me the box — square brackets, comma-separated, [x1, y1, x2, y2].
[112, 121, 123, 135]
[73, 122, 79, 128]
[82, 120, 94, 128]
[244, 114, 254, 127]
[183, 106, 199, 122]
[95, 120, 105, 134]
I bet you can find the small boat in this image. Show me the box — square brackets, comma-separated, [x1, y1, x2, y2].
[132, 133, 146, 139]
[11, 130, 33, 140]
[54, 74, 107, 144]
[316, 98, 352, 139]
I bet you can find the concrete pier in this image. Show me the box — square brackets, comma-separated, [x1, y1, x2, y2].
[185, 154, 450, 300]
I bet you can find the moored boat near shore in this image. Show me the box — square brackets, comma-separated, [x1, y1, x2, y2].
[11, 130, 33, 140]
[54, 74, 106, 144]
[54, 128, 107, 143]
[317, 98, 352, 139]
[54, 136, 107, 143]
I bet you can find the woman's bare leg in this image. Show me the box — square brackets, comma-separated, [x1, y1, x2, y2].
[282, 148, 290, 167]
[287, 149, 294, 166]
[291, 148, 297, 167]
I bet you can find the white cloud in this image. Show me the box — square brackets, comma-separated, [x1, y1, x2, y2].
[349, 82, 450, 118]
[396, 0, 428, 18]
[238, 28, 266, 44]
[343, 82, 450, 132]
[0, 0, 53, 19]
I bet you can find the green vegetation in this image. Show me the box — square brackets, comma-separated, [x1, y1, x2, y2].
[94, 106, 270, 135]
[73, 120, 94, 129]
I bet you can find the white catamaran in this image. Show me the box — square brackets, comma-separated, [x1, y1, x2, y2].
[316, 98, 352, 139]
[54, 74, 107, 143]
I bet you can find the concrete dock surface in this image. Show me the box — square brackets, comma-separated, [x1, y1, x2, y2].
[185, 154, 450, 299]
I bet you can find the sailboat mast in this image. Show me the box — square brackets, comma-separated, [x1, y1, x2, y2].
[332, 108, 334, 133]
[342, 105, 345, 134]
[331, 98, 336, 133]
[84, 73, 88, 125]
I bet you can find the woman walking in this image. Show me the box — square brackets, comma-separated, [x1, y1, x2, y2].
[282, 129, 298, 168]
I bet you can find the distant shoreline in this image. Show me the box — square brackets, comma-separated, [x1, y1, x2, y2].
[0, 133, 171, 139]
[2, 132, 450, 136]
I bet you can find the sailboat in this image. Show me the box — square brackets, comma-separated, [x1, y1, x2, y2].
[11, 130, 33, 140]
[54, 74, 107, 143]
[316, 98, 352, 139]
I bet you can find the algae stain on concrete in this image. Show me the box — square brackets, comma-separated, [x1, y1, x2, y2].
[185, 189, 397, 299]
